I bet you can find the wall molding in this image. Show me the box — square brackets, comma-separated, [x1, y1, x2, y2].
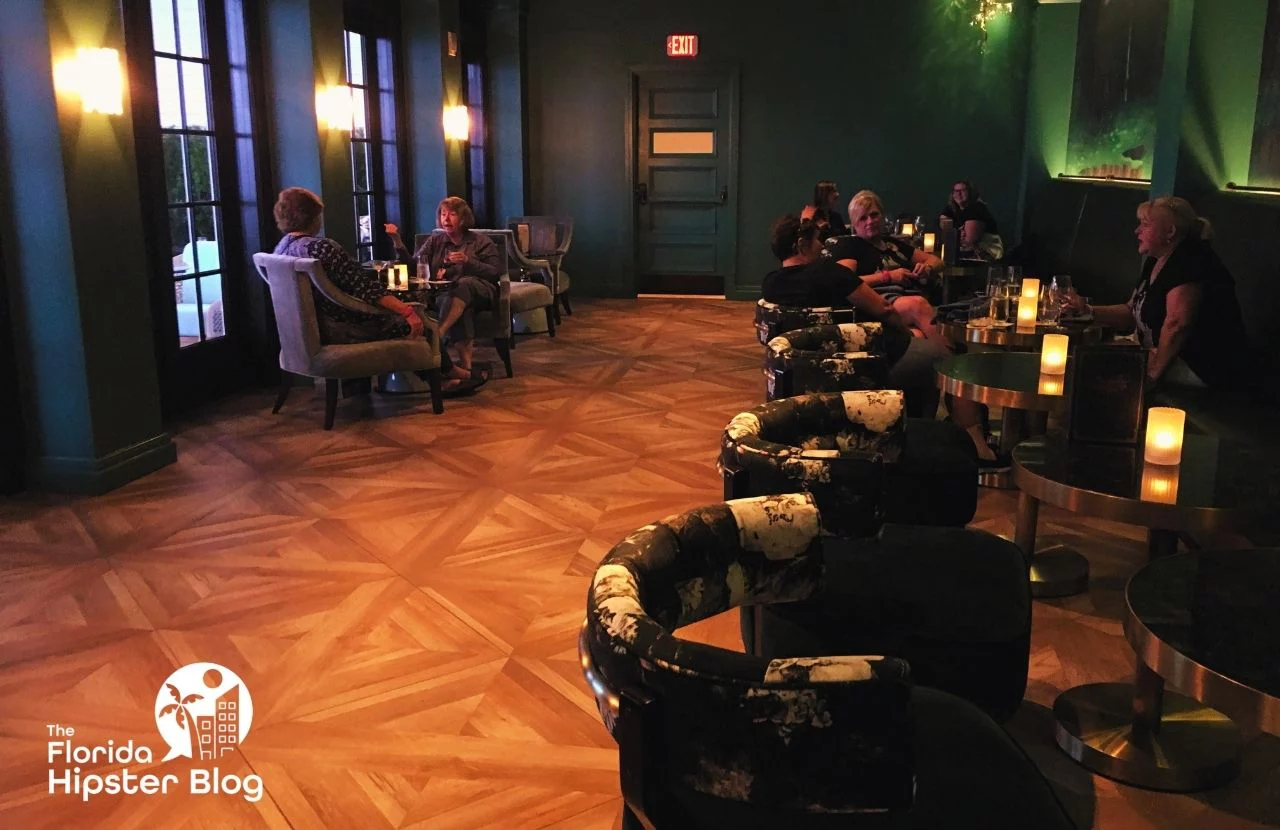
[29, 433, 177, 495]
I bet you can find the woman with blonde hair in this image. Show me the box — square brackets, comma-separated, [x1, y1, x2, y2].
[1070, 196, 1253, 391]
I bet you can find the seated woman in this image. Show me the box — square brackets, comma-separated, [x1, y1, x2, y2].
[1069, 196, 1258, 394]
[269, 187, 481, 395]
[778, 210, 1004, 468]
[799, 179, 848, 238]
[941, 180, 1002, 260]
[829, 190, 944, 338]
[386, 196, 501, 377]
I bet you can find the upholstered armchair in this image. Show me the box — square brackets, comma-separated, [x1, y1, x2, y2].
[476, 228, 556, 339]
[252, 253, 444, 429]
[414, 232, 515, 377]
[753, 299, 855, 346]
[581, 493, 1073, 828]
[764, 323, 890, 401]
[508, 215, 573, 320]
[719, 392, 1026, 721]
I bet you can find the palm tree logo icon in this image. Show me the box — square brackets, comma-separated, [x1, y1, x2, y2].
[154, 663, 254, 762]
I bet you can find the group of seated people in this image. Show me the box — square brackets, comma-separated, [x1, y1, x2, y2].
[767, 181, 1265, 466]
[271, 187, 501, 396]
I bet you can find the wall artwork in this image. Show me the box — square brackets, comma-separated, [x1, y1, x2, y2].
[1249, 0, 1280, 187]
[1065, 0, 1170, 180]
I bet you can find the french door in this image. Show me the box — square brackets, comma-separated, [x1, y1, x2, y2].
[127, 0, 269, 415]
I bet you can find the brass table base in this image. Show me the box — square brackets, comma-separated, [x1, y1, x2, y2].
[1053, 682, 1242, 792]
[978, 468, 1015, 490]
[1029, 545, 1090, 598]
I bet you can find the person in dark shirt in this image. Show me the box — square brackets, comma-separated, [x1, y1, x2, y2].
[941, 180, 1001, 259]
[1068, 196, 1259, 394]
[386, 197, 502, 376]
[799, 180, 848, 239]
[763, 214, 954, 419]
[829, 190, 944, 337]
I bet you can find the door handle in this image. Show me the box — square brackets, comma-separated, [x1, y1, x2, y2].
[635, 183, 648, 205]
[718, 186, 728, 204]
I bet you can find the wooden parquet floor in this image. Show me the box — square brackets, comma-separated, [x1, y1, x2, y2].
[1, 298, 1277, 829]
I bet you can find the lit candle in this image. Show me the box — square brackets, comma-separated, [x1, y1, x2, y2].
[395, 263, 409, 289]
[1140, 463, 1180, 504]
[939, 242, 947, 262]
[922, 232, 936, 252]
[1144, 407, 1186, 466]
[901, 222, 915, 237]
[1037, 373, 1064, 396]
[1040, 333, 1068, 375]
[1017, 296, 1037, 326]
[1020, 278, 1040, 300]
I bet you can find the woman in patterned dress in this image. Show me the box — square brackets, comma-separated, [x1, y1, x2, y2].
[270, 187, 480, 394]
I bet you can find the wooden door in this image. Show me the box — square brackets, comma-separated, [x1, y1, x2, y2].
[632, 67, 738, 295]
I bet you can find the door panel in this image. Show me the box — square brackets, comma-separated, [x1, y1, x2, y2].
[634, 68, 737, 295]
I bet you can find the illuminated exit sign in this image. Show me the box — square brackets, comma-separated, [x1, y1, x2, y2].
[666, 34, 699, 58]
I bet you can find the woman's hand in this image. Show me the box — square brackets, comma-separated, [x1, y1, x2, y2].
[1062, 289, 1088, 315]
[402, 308, 424, 337]
[887, 267, 913, 284]
[435, 267, 447, 281]
[911, 261, 931, 277]
[444, 250, 468, 265]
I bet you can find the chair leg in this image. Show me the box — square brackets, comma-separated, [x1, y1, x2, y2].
[509, 320, 517, 349]
[323, 378, 339, 430]
[272, 373, 292, 414]
[560, 292, 573, 316]
[552, 300, 563, 325]
[425, 368, 444, 414]
[546, 306, 556, 337]
[496, 337, 514, 378]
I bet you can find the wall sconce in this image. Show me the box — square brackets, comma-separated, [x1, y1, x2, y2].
[53, 48, 124, 115]
[443, 105, 470, 142]
[315, 85, 354, 131]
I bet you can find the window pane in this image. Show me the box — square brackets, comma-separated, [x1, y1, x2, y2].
[175, 277, 202, 345]
[151, 0, 177, 53]
[346, 31, 365, 86]
[156, 58, 183, 128]
[357, 196, 372, 244]
[170, 207, 192, 262]
[351, 88, 368, 139]
[352, 142, 369, 192]
[652, 131, 715, 154]
[186, 134, 216, 201]
[381, 142, 399, 198]
[199, 274, 225, 340]
[182, 61, 211, 129]
[176, 0, 206, 59]
[162, 134, 188, 204]
[192, 206, 220, 271]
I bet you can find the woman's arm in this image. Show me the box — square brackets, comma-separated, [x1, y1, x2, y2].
[836, 258, 911, 287]
[1087, 303, 1138, 332]
[384, 224, 413, 264]
[1147, 283, 1203, 381]
[846, 283, 914, 340]
[910, 248, 943, 277]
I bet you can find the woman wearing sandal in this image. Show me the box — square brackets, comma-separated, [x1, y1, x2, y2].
[386, 196, 500, 383]
[270, 187, 483, 396]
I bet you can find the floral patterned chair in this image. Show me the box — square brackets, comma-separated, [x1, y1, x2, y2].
[764, 323, 890, 401]
[754, 299, 854, 346]
[719, 392, 1027, 721]
[581, 493, 1073, 829]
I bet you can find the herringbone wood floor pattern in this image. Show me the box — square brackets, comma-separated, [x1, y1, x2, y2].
[1, 299, 1277, 829]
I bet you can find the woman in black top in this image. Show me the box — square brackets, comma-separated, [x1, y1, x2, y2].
[941, 180, 1001, 259]
[1071, 197, 1255, 392]
[763, 215, 1006, 468]
[799, 180, 848, 238]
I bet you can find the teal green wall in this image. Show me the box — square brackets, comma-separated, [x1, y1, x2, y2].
[1019, 0, 1279, 357]
[0, 0, 175, 493]
[526, 0, 1034, 299]
[488, 0, 527, 224]
[404, 0, 449, 226]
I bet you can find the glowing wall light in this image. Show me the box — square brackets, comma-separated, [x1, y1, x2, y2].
[54, 48, 124, 115]
[443, 105, 470, 142]
[315, 85, 354, 131]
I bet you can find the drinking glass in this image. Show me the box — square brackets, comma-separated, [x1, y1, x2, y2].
[1040, 285, 1061, 324]
[986, 267, 1006, 298]
[1006, 265, 1023, 283]
[967, 299, 990, 328]
[989, 292, 1010, 325]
